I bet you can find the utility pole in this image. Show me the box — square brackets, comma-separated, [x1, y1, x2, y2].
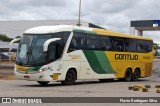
[77, 0, 81, 26]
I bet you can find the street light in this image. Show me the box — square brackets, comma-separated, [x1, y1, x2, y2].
[77, 0, 81, 26]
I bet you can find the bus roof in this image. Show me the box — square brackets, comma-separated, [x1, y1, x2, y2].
[92, 28, 152, 40]
[25, 25, 152, 40]
[25, 25, 74, 34]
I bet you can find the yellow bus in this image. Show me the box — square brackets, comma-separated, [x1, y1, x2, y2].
[10, 25, 153, 85]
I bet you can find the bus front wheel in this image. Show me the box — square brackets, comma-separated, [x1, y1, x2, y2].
[124, 69, 132, 82]
[37, 81, 49, 85]
[61, 69, 76, 85]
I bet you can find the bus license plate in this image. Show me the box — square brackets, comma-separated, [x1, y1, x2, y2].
[24, 76, 30, 79]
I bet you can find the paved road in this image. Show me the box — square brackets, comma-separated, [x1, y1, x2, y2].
[0, 79, 160, 106]
[0, 78, 160, 97]
[0, 60, 160, 106]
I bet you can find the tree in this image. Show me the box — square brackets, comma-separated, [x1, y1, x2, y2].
[15, 36, 21, 38]
[0, 34, 13, 42]
[153, 43, 159, 50]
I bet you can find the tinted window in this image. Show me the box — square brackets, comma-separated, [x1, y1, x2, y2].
[136, 40, 153, 53]
[100, 36, 111, 51]
[52, 32, 70, 45]
[86, 34, 100, 50]
[68, 32, 86, 52]
[68, 32, 152, 53]
[110, 37, 125, 52]
[125, 39, 137, 52]
[50, 32, 70, 60]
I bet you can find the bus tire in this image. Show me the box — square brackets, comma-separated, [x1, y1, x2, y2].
[37, 81, 49, 85]
[61, 69, 76, 85]
[124, 68, 132, 82]
[132, 69, 140, 81]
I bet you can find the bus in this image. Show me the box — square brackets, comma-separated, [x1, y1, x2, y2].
[10, 25, 153, 85]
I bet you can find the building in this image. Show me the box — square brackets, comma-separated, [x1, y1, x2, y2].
[0, 41, 18, 60]
[0, 41, 18, 52]
[0, 20, 104, 60]
[129, 20, 160, 36]
[0, 20, 103, 38]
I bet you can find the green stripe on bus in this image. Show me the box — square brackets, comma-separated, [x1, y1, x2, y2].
[73, 29, 96, 34]
[94, 51, 115, 74]
[83, 50, 105, 74]
[83, 50, 115, 74]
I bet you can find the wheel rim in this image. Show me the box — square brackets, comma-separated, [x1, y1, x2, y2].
[134, 70, 139, 80]
[66, 73, 73, 81]
[125, 69, 132, 81]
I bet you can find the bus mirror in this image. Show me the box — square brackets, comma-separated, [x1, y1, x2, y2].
[43, 38, 61, 52]
[9, 38, 21, 51]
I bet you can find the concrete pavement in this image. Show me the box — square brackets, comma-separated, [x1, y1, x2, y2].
[0, 60, 160, 106]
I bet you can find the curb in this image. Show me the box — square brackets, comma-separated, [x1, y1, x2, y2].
[0, 66, 14, 69]
[142, 88, 149, 92]
[155, 85, 160, 88]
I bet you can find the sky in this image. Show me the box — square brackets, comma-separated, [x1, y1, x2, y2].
[0, 0, 160, 43]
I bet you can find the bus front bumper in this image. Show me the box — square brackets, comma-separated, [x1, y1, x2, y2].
[14, 70, 62, 82]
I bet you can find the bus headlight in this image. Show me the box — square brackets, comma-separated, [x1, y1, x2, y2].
[39, 66, 52, 72]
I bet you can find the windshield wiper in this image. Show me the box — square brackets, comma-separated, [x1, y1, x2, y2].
[19, 36, 37, 66]
[18, 47, 31, 66]
[18, 46, 35, 66]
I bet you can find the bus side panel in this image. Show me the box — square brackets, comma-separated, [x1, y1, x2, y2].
[62, 60, 80, 80]
[105, 51, 153, 78]
[62, 50, 94, 80]
[63, 50, 116, 80]
[82, 50, 116, 79]
[109, 61, 133, 78]
[80, 62, 95, 79]
[144, 62, 152, 77]
[133, 52, 153, 77]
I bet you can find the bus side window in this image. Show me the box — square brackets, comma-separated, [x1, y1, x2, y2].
[86, 34, 100, 50]
[100, 36, 111, 51]
[126, 39, 137, 52]
[68, 32, 86, 52]
[136, 40, 152, 53]
[124, 39, 129, 51]
[111, 37, 124, 52]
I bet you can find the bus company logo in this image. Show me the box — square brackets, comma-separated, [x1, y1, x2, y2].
[68, 54, 81, 59]
[115, 54, 138, 60]
[2, 98, 11, 103]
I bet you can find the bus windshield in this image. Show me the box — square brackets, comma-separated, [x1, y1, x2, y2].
[16, 32, 70, 66]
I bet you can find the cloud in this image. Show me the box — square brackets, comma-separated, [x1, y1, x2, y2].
[0, 0, 70, 20]
[0, 0, 160, 42]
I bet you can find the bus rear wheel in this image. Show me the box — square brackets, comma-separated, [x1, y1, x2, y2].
[37, 81, 49, 85]
[61, 69, 76, 85]
[124, 69, 132, 82]
[132, 69, 140, 81]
